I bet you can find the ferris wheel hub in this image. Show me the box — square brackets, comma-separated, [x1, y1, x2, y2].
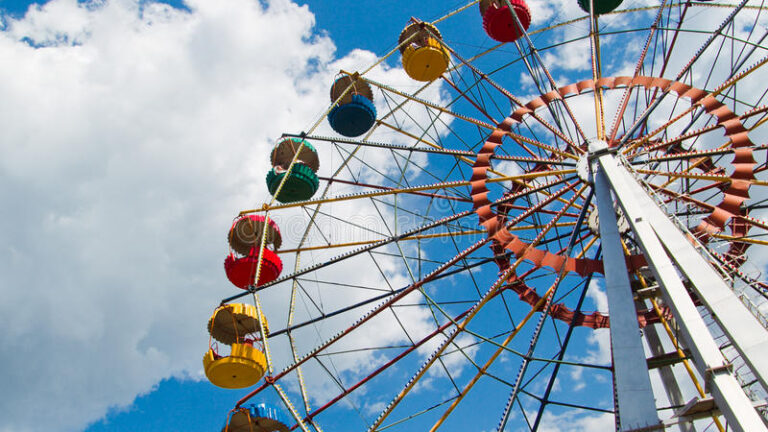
[576, 154, 591, 183]
[577, 139, 611, 183]
[587, 138, 609, 153]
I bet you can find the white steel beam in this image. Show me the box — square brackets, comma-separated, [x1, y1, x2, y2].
[594, 149, 768, 432]
[618, 167, 768, 393]
[593, 164, 660, 431]
[643, 322, 694, 432]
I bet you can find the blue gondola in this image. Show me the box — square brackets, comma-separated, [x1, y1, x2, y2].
[224, 403, 290, 432]
[327, 74, 377, 137]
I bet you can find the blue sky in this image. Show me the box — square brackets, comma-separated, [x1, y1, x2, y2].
[0, 0, 483, 57]
[4, 0, 766, 431]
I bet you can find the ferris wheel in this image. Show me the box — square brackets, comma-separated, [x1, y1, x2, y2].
[203, 1, 768, 431]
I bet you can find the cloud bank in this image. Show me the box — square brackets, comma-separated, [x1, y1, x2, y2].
[0, 0, 410, 430]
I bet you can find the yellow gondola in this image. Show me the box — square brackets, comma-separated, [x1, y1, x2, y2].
[204, 303, 269, 389]
[399, 22, 450, 82]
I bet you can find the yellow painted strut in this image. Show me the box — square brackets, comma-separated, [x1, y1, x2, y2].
[240, 169, 577, 215]
[277, 223, 578, 254]
[634, 169, 768, 186]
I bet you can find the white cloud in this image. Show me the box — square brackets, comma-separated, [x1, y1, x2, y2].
[0, 0, 452, 430]
[535, 409, 615, 432]
[578, 279, 611, 366]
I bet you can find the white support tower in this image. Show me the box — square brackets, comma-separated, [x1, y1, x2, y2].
[588, 140, 768, 432]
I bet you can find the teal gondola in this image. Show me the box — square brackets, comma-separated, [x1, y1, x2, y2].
[577, 0, 623, 15]
[265, 138, 320, 203]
